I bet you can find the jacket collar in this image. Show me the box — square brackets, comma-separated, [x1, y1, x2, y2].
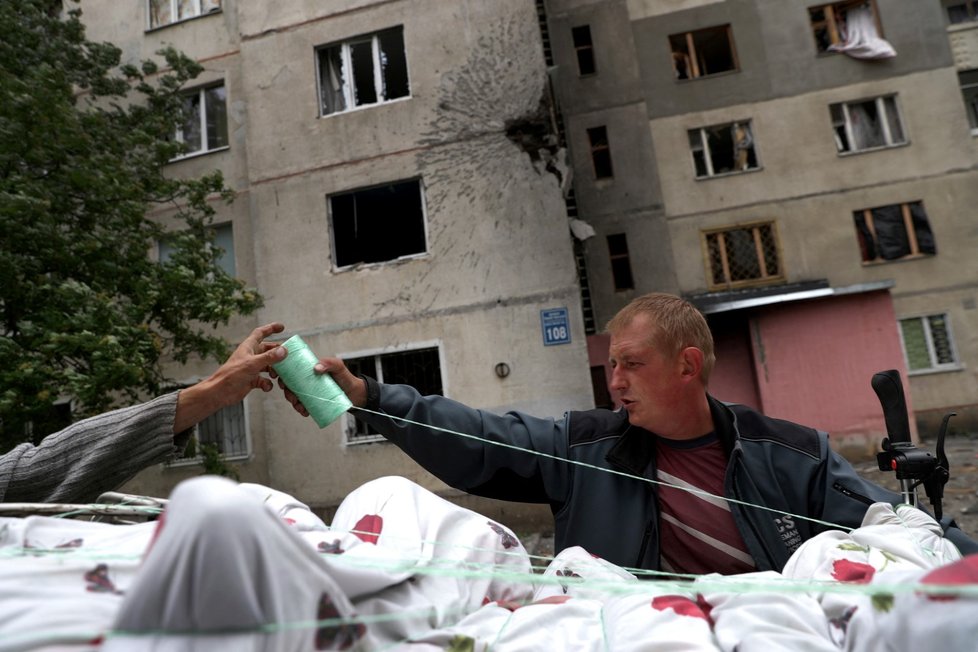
[606, 394, 739, 474]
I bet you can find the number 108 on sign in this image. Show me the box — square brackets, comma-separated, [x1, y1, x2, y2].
[541, 307, 571, 346]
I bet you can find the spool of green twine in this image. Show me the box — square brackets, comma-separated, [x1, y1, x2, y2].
[273, 335, 353, 428]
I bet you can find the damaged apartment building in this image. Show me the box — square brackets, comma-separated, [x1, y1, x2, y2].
[73, 0, 978, 516]
[542, 0, 978, 453]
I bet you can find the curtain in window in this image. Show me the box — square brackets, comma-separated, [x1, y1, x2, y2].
[828, 5, 896, 59]
[849, 101, 885, 150]
[318, 47, 346, 115]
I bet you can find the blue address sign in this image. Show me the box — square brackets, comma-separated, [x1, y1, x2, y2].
[541, 307, 571, 346]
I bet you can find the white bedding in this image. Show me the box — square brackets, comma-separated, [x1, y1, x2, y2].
[0, 475, 974, 651]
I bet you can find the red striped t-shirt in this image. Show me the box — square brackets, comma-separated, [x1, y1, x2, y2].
[655, 433, 755, 575]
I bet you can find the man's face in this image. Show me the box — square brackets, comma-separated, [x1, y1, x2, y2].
[607, 314, 683, 434]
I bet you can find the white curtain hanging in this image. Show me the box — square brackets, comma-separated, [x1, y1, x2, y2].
[829, 5, 897, 60]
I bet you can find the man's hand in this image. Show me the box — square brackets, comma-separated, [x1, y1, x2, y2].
[174, 323, 287, 433]
[278, 356, 367, 417]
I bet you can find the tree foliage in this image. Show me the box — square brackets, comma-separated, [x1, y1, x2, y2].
[0, 1, 262, 448]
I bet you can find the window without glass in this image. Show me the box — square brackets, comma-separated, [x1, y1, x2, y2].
[178, 399, 249, 460]
[587, 126, 614, 179]
[317, 27, 410, 116]
[572, 25, 596, 75]
[703, 222, 782, 289]
[669, 25, 738, 80]
[158, 223, 235, 277]
[944, 0, 978, 24]
[900, 314, 958, 373]
[343, 347, 442, 444]
[959, 70, 978, 133]
[809, 1, 884, 53]
[607, 233, 634, 291]
[174, 83, 228, 158]
[148, 0, 220, 30]
[830, 96, 905, 153]
[329, 179, 427, 268]
[688, 121, 757, 178]
[853, 201, 936, 264]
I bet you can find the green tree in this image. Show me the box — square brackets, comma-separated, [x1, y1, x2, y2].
[0, 0, 262, 449]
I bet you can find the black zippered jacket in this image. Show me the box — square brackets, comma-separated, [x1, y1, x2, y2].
[359, 378, 977, 571]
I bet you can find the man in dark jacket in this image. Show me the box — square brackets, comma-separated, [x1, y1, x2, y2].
[281, 294, 977, 573]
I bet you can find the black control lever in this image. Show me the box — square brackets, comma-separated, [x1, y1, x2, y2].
[872, 369, 953, 520]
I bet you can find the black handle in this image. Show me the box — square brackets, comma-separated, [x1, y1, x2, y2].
[871, 369, 912, 445]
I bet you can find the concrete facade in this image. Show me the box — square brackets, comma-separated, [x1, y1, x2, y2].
[75, 0, 592, 523]
[544, 0, 978, 441]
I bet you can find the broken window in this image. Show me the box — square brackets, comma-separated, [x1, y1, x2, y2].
[900, 314, 958, 373]
[959, 70, 978, 133]
[688, 121, 757, 178]
[572, 25, 596, 75]
[944, 0, 978, 24]
[704, 222, 782, 289]
[148, 0, 220, 29]
[668, 25, 738, 80]
[587, 126, 614, 179]
[607, 233, 634, 291]
[853, 201, 935, 264]
[329, 179, 427, 268]
[830, 95, 905, 153]
[343, 347, 442, 444]
[809, 1, 894, 59]
[316, 27, 410, 116]
[173, 82, 228, 158]
[177, 398, 249, 461]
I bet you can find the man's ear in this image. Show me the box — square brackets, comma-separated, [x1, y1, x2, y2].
[679, 347, 704, 383]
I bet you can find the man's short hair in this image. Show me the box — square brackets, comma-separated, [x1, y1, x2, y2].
[605, 293, 716, 383]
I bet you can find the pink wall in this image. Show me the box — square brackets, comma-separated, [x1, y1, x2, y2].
[749, 291, 913, 443]
[710, 323, 761, 409]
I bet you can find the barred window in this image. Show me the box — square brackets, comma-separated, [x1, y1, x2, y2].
[900, 314, 959, 373]
[704, 222, 782, 289]
[178, 399, 248, 461]
[343, 347, 442, 444]
[853, 201, 936, 264]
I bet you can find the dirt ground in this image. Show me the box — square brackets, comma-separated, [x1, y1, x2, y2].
[520, 433, 978, 561]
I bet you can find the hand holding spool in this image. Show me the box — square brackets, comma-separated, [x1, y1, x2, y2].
[272, 335, 353, 427]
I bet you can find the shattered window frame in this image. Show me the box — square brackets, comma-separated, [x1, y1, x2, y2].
[958, 69, 978, 134]
[688, 120, 759, 179]
[899, 314, 960, 375]
[853, 201, 936, 265]
[668, 24, 739, 80]
[572, 24, 597, 76]
[316, 26, 411, 117]
[327, 178, 429, 270]
[587, 126, 614, 179]
[171, 82, 229, 160]
[607, 233, 634, 291]
[808, 0, 883, 54]
[147, 0, 221, 31]
[342, 345, 443, 444]
[830, 95, 906, 154]
[702, 221, 784, 290]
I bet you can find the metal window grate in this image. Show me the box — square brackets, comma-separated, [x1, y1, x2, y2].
[705, 222, 781, 288]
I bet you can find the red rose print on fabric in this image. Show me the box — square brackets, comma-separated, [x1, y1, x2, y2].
[919, 553, 978, 602]
[318, 539, 345, 554]
[487, 522, 519, 549]
[831, 559, 876, 584]
[314, 592, 366, 650]
[651, 594, 714, 625]
[84, 563, 122, 595]
[352, 514, 383, 544]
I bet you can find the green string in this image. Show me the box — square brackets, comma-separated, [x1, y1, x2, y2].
[272, 335, 352, 427]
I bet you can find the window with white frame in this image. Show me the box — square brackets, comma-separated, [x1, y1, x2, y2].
[148, 0, 221, 30]
[158, 222, 236, 277]
[959, 70, 978, 134]
[174, 83, 228, 158]
[830, 95, 906, 153]
[328, 179, 427, 269]
[342, 347, 442, 444]
[316, 27, 410, 116]
[899, 314, 959, 373]
[177, 398, 249, 460]
[688, 120, 758, 178]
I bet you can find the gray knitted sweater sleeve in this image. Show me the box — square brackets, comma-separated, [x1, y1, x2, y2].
[0, 392, 186, 504]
